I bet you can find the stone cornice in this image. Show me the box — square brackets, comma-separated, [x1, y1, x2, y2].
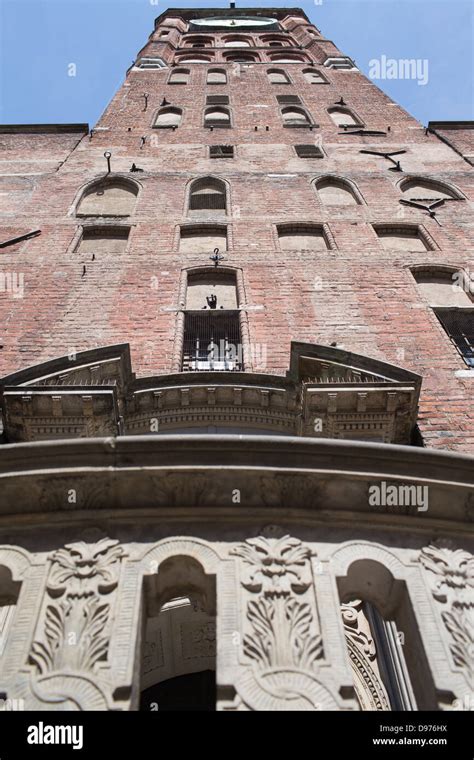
[0, 342, 421, 445]
[0, 435, 472, 528]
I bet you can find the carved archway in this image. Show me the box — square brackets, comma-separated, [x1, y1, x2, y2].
[139, 544, 220, 710]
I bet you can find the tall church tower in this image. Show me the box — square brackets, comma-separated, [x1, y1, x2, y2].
[0, 8, 473, 713]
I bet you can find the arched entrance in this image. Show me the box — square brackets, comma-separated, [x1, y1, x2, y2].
[139, 556, 216, 711]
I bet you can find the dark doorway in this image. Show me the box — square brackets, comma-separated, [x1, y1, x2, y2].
[140, 670, 216, 711]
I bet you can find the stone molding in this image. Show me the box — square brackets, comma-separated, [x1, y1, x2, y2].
[1, 341, 421, 444]
[0, 435, 472, 530]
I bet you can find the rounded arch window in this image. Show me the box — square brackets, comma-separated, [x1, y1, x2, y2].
[224, 53, 259, 63]
[176, 55, 212, 64]
[0, 564, 21, 658]
[223, 37, 251, 48]
[76, 179, 138, 217]
[303, 68, 327, 84]
[328, 107, 361, 127]
[267, 68, 290, 84]
[168, 68, 190, 84]
[154, 107, 182, 128]
[337, 558, 437, 711]
[183, 36, 213, 48]
[400, 177, 462, 201]
[315, 177, 361, 205]
[204, 107, 231, 127]
[207, 68, 227, 84]
[270, 54, 306, 63]
[281, 106, 310, 126]
[261, 34, 291, 46]
[188, 177, 227, 216]
[140, 556, 217, 710]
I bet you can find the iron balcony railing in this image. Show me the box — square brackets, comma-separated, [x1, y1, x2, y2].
[182, 310, 243, 372]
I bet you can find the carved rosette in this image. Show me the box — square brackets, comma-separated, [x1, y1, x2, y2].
[28, 538, 126, 707]
[420, 541, 474, 686]
[230, 535, 336, 710]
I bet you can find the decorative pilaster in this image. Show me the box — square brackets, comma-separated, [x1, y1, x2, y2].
[26, 538, 127, 710]
[229, 533, 340, 710]
[420, 541, 474, 688]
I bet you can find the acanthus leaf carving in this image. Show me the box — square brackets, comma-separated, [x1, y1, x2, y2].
[442, 608, 474, 682]
[29, 538, 126, 678]
[420, 540, 474, 686]
[286, 597, 324, 669]
[231, 534, 324, 710]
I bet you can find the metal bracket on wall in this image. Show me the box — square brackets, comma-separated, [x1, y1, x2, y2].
[359, 149, 406, 171]
[0, 230, 41, 249]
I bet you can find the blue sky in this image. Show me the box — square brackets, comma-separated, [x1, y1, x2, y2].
[0, 0, 472, 127]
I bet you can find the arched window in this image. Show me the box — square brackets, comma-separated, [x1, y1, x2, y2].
[281, 106, 311, 127]
[412, 267, 474, 366]
[267, 68, 290, 84]
[182, 270, 242, 371]
[183, 36, 213, 48]
[0, 565, 21, 658]
[400, 177, 462, 202]
[277, 224, 329, 250]
[188, 177, 227, 216]
[140, 556, 217, 709]
[207, 68, 227, 85]
[168, 68, 190, 85]
[338, 560, 437, 710]
[314, 177, 361, 205]
[261, 35, 289, 46]
[154, 107, 182, 128]
[204, 106, 231, 128]
[269, 54, 306, 63]
[224, 53, 259, 63]
[303, 68, 328, 84]
[76, 179, 138, 217]
[375, 225, 429, 252]
[176, 55, 212, 64]
[328, 107, 361, 127]
[224, 36, 251, 47]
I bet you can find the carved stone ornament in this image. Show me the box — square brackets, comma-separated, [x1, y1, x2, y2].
[420, 541, 474, 685]
[0, 341, 420, 445]
[341, 600, 390, 711]
[230, 535, 338, 710]
[27, 538, 126, 708]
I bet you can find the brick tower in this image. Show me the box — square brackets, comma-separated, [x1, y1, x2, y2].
[0, 8, 473, 713]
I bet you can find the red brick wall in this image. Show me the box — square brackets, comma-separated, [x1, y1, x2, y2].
[1, 10, 473, 452]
